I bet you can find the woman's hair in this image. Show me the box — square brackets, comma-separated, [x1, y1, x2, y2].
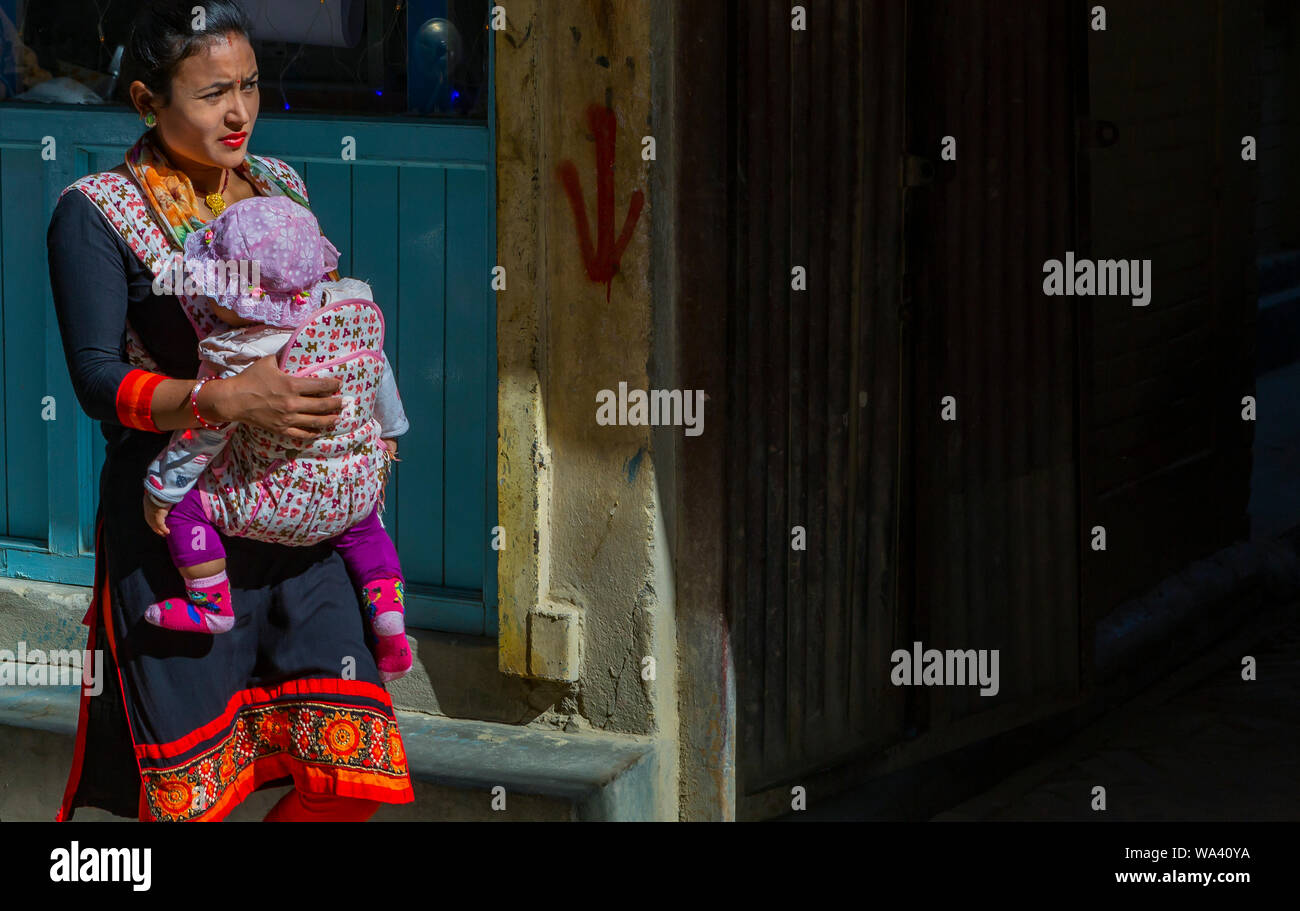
[119, 0, 254, 106]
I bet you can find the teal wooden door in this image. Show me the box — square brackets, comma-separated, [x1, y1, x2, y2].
[0, 108, 497, 636]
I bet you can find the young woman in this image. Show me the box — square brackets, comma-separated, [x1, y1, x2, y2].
[47, 0, 415, 822]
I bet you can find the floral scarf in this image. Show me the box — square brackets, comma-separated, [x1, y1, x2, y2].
[125, 129, 311, 249]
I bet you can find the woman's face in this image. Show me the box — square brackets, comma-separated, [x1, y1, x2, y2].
[135, 32, 259, 172]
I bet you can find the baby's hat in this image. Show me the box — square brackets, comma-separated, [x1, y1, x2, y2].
[183, 195, 341, 328]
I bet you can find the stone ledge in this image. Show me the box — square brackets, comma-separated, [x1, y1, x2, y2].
[0, 578, 92, 661]
[0, 724, 576, 822]
[0, 684, 659, 819]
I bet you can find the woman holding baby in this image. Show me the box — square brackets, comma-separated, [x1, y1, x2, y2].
[46, 0, 415, 822]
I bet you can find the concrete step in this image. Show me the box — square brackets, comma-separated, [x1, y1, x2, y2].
[0, 722, 577, 821]
[0, 682, 658, 820]
[0, 578, 664, 821]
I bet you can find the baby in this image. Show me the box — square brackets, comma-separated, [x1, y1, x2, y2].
[140, 195, 411, 683]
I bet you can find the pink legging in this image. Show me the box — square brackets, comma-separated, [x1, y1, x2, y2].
[163, 491, 403, 590]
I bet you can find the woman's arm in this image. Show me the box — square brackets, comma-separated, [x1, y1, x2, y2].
[48, 190, 344, 443]
[47, 190, 170, 430]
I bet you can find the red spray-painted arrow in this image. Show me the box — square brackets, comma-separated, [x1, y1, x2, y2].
[556, 103, 646, 303]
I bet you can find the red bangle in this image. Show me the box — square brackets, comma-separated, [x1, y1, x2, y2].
[190, 377, 227, 430]
[115, 369, 166, 433]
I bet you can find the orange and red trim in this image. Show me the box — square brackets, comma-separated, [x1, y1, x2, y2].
[139, 697, 413, 821]
[135, 677, 398, 761]
[191, 752, 414, 822]
[114, 368, 165, 433]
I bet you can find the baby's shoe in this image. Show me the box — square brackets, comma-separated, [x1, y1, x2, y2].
[145, 571, 235, 634]
[362, 576, 411, 682]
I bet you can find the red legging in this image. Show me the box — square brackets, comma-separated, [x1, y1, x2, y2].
[263, 788, 382, 822]
[138, 785, 381, 821]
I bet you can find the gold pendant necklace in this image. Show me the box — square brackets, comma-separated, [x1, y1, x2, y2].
[205, 168, 231, 216]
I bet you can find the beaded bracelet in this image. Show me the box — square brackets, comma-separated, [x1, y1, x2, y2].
[190, 377, 228, 431]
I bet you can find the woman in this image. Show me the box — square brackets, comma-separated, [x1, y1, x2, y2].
[47, 0, 415, 822]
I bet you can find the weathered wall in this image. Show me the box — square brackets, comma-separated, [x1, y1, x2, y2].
[494, 0, 678, 814]
[664, 0, 735, 820]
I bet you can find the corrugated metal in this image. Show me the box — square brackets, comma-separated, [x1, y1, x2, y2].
[905, 0, 1081, 726]
[728, 0, 908, 796]
[726, 0, 1266, 816]
[1079, 0, 1260, 621]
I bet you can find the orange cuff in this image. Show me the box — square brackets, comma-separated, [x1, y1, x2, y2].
[115, 369, 166, 433]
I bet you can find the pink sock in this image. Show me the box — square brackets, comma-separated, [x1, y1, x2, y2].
[361, 577, 410, 682]
[145, 571, 235, 634]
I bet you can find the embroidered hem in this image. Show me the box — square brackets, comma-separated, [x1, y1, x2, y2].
[138, 680, 414, 822]
[154, 750, 416, 822]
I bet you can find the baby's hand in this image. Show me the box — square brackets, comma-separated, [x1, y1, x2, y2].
[383, 438, 399, 461]
[143, 493, 173, 536]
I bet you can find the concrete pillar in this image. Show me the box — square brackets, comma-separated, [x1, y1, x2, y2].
[494, 0, 679, 817]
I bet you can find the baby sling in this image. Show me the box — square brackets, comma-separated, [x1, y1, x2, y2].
[65, 158, 389, 545]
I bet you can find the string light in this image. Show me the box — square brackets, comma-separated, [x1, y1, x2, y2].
[90, 0, 113, 57]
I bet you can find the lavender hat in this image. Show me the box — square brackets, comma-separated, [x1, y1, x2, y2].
[183, 195, 341, 328]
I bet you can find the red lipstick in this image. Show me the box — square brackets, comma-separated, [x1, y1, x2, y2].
[220, 132, 247, 149]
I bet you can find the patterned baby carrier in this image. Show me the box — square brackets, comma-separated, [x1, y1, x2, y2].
[200, 300, 388, 545]
[65, 158, 389, 546]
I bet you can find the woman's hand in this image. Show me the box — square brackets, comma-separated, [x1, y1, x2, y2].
[144, 493, 172, 537]
[383, 438, 399, 461]
[203, 355, 344, 444]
